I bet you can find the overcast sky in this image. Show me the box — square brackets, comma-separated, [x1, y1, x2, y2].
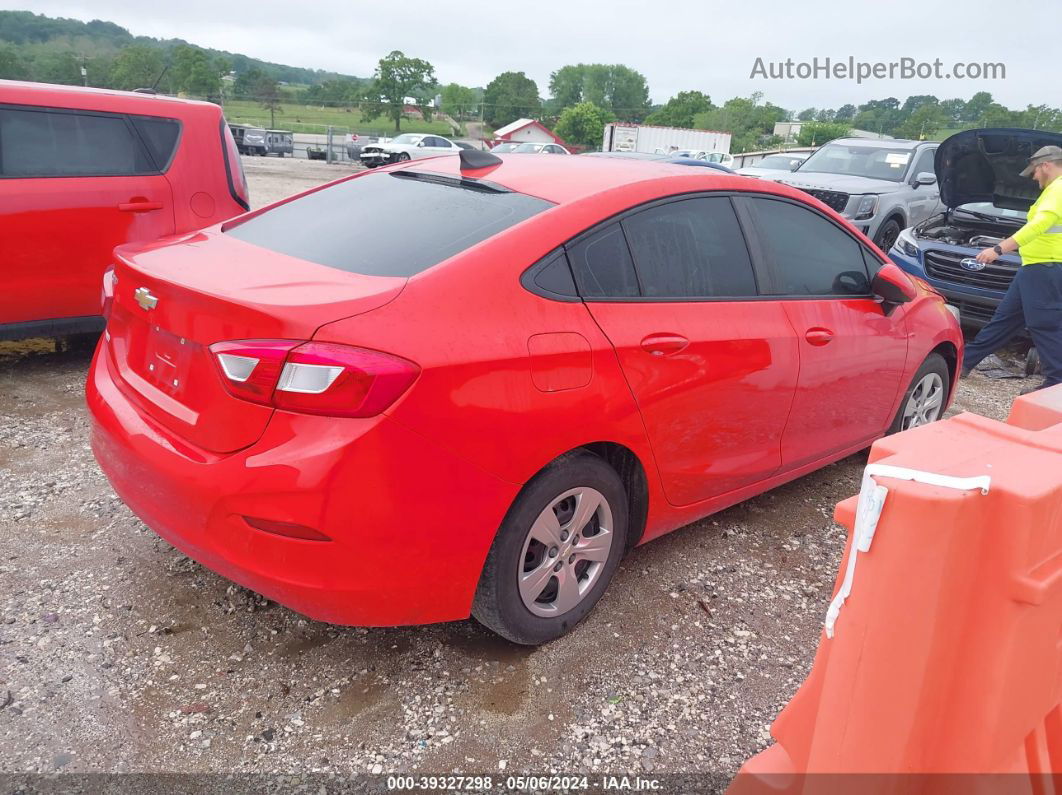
[14, 0, 1049, 112]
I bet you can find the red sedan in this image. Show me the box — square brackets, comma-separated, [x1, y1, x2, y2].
[87, 151, 962, 644]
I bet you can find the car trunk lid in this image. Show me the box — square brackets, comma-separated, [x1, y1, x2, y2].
[105, 231, 404, 453]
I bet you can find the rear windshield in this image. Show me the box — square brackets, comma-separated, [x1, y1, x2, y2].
[225, 170, 553, 277]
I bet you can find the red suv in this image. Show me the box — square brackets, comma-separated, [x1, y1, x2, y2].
[87, 153, 962, 644]
[0, 80, 249, 341]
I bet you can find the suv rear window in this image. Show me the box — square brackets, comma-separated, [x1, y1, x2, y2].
[131, 116, 182, 170]
[0, 106, 156, 177]
[225, 170, 553, 277]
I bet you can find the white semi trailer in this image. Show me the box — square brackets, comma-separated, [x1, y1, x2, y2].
[602, 123, 733, 165]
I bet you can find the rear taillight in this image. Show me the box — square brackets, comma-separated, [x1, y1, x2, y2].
[209, 340, 419, 418]
[101, 267, 117, 319]
[211, 340, 298, 405]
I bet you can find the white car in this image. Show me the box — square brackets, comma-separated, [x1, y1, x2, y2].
[359, 133, 461, 167]
[663, 149, 736, 168]
[736, 152, 811, 179]
[512, 142, 570, 154]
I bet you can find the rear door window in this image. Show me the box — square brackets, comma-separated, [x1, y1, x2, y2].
[745, 197, 871, 296]
[225, 170, 552, 277]
[621, 197, 757, 298]
[0, 106, 154, 177]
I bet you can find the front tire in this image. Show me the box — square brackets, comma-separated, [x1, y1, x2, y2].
[397, 152, 411, 161]
[887, 353, 950, 434]
[874, 218, 902, 252]
[472, 452, 628, 645]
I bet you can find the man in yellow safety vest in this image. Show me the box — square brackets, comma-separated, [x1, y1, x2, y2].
[962, 145, 1062, 392]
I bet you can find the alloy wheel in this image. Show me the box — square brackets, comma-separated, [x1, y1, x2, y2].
[902, 372, 945, 430]
[517, 487, 614, 618]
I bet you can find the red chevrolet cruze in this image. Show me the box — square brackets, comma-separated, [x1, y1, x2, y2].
[87, 151, 962, 644]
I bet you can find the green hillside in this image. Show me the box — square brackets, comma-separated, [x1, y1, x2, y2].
[0, 10, 366, 89]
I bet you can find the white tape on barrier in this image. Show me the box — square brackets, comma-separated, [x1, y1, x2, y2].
[823, 464, 991, 638]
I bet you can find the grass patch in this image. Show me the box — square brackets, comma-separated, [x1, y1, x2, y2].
[219, 99, 454, 135]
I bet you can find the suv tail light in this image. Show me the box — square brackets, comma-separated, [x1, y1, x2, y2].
[220, 120, 250, 211]
[209, 340, 419, 418]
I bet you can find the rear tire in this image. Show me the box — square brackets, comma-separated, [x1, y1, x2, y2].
[887, 353, 950, 434]
[472, 452, 628, 645]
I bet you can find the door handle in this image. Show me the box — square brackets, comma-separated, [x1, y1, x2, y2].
[805, 328, 834, 346]
[640, 333, 689, 356]
[118, 201, 164, 213]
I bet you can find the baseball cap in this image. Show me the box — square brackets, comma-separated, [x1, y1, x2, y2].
[1020, 145, 1062, 178]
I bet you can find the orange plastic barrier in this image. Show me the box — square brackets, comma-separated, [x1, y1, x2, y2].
[729, 385, 1062, 795]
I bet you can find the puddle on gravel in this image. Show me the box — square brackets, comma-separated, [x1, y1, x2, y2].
[317, 674, 393, 724]
[279, 631, 339, 658]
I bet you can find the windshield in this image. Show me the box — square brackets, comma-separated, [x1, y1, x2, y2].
[956, 202, 1027, 221]
[514, 143, 544, 153]
[226, 171, 554, 278]
[392, 134, 420, 145]
[797, 143, 913, 182]
[755, 155, 800, 169]
[492, 143, 518, 152]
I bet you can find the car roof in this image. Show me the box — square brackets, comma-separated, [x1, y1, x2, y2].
[394, 152, 808, 206]
[0, 80, 220, 119]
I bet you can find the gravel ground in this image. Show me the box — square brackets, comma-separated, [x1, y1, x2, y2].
[240, 154, 364, 209]
[0, 157, 1038, 782]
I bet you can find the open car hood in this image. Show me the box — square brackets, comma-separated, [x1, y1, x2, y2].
[936, 128, 1062, 211]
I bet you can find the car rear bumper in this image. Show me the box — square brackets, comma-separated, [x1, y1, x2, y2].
[86, 343, 519, 626]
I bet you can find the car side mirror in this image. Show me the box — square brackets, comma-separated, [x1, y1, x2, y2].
[913, 171, 936, 187]
[872, 263, 917, 311]
[417, 141, 426, 148]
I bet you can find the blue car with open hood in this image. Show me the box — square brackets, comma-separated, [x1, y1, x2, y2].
[889, 128, 1062, 328]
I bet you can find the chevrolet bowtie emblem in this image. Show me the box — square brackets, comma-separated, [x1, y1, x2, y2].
[134, 287, 158, 311]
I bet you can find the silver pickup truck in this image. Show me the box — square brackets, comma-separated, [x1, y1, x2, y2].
[769, 137, 942, 252]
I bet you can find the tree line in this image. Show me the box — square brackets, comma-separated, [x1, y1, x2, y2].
[3, 10, 1060, 150]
